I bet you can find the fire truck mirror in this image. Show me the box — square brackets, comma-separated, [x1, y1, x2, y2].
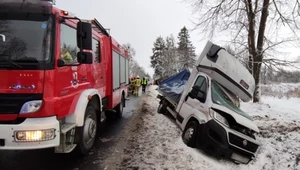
[77, 52, 93, 64]
[76, 21, 92, 50]
[57, 59, 65, 67]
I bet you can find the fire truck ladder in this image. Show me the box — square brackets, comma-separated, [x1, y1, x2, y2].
[92, 18, 110, 37]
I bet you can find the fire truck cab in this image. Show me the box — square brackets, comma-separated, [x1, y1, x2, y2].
[0, 0, 129, 155]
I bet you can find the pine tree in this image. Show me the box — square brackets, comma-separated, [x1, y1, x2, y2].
[150, 36, 166, 79]
[163, 34, 178, 76]
[177, 26, 196, 71]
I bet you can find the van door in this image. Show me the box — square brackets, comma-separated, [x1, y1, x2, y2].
[176, 75, 209, 128]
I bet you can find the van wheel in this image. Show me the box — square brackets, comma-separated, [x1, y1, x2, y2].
[75, 105, 97, 155]
[182, 121, 198, 148]
[116, 94, 124, 118]
[157, 101, 166, 114]
[157, 103, 164, 114]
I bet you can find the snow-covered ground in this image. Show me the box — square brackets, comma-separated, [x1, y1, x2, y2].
[261, 83, 300, 98]
[241, 97, 300, 170]
[117, 84, 300, 170]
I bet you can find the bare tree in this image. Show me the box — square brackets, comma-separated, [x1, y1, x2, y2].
[185, 0, 300, 102]
[123, 43, 147, 78]
[123, 43, 136, 59]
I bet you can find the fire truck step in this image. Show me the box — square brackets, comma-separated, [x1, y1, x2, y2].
[64, 144, 77, 153]
[61, 123, 77, 134]
[55, 123, 77, 153]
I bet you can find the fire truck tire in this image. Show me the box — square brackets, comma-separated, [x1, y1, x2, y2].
[116, 94, 125, 118]
[75, 105, 97, 155]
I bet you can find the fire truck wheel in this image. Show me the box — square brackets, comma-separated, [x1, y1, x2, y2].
[76, 105, 97, 155]
[116, 94, 125, 118]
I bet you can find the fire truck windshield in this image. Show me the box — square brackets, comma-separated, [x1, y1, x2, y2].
[0, 13, 53, 68]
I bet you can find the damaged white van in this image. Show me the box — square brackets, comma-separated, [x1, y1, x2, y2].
[156, 41, 260, 164]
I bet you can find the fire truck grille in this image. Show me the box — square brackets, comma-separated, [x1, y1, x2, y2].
[228, 133, 259, 153]
[0, 93, 43, 114]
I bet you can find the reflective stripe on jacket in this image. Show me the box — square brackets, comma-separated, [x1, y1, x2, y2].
[142, 79, 147, 85]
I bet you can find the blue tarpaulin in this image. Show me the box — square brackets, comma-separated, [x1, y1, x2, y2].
[158, 69, 191, 104]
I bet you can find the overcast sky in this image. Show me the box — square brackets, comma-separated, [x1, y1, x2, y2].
[55, 0, 209, 76]
[55, 0, 298, 76]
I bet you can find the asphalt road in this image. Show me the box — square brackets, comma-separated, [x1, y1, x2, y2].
[0, 96, 139, 170]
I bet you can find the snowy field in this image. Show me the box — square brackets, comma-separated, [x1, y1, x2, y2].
[260, 83, 300, 98]
[117, 84, 300, 170]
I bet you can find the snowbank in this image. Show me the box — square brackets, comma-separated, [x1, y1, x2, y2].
[118, 85, 300, 170]
[240, 96, 300, 170]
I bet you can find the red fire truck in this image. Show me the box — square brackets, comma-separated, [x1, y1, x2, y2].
[0, 0, 130, 155]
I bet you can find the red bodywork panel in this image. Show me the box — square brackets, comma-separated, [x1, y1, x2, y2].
[0, 6, 129, 121]
[0, 70, 44, 94]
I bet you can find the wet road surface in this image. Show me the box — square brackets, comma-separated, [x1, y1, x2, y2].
[0, 96, 139, 170]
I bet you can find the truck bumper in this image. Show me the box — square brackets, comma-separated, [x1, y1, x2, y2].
[197, 120, 259, 164]
[0, 116, 60, 150]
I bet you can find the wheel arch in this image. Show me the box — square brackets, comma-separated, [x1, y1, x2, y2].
[121, 89, 125, 107]
[65, 89, 102, 127]
[121, 89, 125, 97]
[182, 114, 206, 130]
[186, 117, 200, 126]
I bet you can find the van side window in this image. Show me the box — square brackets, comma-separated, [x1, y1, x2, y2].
[92, 38, 100, 63]
[194, 76, 207, 92]
[194, 76, 207, 101]
[60, 24, 79, 64]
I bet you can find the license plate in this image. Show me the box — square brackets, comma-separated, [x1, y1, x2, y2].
[231, 153, 249, 164]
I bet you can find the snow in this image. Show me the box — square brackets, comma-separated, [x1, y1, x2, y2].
[241, 97, 300, 122]
[260, 83, 300, 93]
[260, 83, 300, 98]
[240, 96, 300, 169]
[118, 84, 300, 170]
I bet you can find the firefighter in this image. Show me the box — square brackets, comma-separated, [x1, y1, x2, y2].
[130, 77, 136, 94]
[61, 47, 73, 64]
[134, 76, 141, 96]
[141, 77, 148, 94]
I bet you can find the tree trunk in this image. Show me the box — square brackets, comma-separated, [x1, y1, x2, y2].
[248, 55, 253, 74]
[253, 0, 270, 102]
[252, 59, 261, 102]
[246, 0, 256, 75]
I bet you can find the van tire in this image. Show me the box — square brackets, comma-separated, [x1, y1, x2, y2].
[75, 105, 97, 155]
[157, 100, 167, 114]
[182, 121, 198, 148]
[157, 103, 164, 114]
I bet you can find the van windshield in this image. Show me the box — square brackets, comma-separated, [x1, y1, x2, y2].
[211, 81, 252, 120]
[0, 13, 53, 68]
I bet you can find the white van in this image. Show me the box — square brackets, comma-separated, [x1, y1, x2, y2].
[156, 41, 260, 164]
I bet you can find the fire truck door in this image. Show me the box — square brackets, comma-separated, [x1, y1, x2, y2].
[56, 23, 89, 97]
[92, 38, 106, 96]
